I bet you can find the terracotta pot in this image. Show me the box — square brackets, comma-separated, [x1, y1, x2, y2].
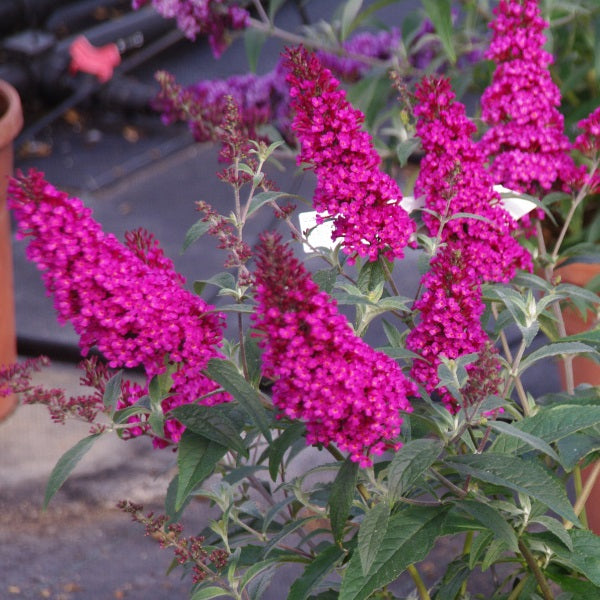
[0, 80, 23, 421]
[555, 262, 600, 534]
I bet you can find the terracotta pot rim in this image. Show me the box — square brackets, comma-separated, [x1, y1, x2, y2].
[0, 80, 23, 149]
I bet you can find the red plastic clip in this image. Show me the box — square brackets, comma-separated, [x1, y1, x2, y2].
[69, 35, 121, 83]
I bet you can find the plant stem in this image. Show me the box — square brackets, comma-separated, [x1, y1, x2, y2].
[518, 539, 554, 600]
[506, 574, 531, 600]
[459, 531, 474, 597]
[407, 564, 431, 600]
[429, 467, 467, 498]
[566, 460, 600, 529]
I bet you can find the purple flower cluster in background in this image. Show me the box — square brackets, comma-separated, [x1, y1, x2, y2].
[284, 46, 416, 263]
[9, 170, 230, 446]
[316, 28, 401, 81]
[253, 233, 415, 467]
[132, 0, 249, 57]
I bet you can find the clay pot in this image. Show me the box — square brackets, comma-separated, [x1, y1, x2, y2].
[0, 80, 23, 421]
[555, 262, 600, 534]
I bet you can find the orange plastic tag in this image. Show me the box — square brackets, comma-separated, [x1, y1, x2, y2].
[69, 35, 121, 82]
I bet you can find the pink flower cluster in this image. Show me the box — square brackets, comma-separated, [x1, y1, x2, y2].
[414, 76, 532, 283]
[406, 76, 531, 410]
[480, 0, 578, 195]
[252, 233, 415, 466]
[575, 106, 600, 158]
[9, 170, 230, 446]
[132, 0, 249, 58]
[284, 46, 416, 263]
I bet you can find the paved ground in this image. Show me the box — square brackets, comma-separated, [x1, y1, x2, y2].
[2, 1, 560, 597]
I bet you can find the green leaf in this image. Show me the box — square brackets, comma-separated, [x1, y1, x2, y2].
[102, 370, 123, 413]
[481, 538, 508, 572]
[182, 219, 210, 253]
[172, 404, 248, 457]
[244, 28, 267, 72]
[492, 405, 600, 459]
[340, 0, 363, 40]
[240, 558, 281, 593]
[329, 458, 359, 544]
[530, 516, 573, 551]
[263, 517, 317, 558]
[204, 358, 272, 443]
[268, 422, 305, 481]
[44, 433, 103, 508]
[194, 272, 236, 296]
[339, 506, 447, 600]
[456, 499, 518, 552]
[468, 530, 494, 570]
[358, 502, 390, 574]
[268, 0, 286, 20]
[312, 268, 338, 294]
[190, 586, 229, 600]
[357, 258, 386, 293]
[421, 0, 457, 64]
[557, 432, 600, 471]
[551, 529, 600, 586]
[446, 454, 580, 525]
[432, 558, 470, 600]
[247, 191, 298, 218]
[288, 545, 345, 600]
[519, 342, 596, 374]
[175, 430, 228, 511]
[388, 439, 443, 503]
[243, 333, 262, 387]
[395, 138, 420, 167]
[488, 420, 561, 462]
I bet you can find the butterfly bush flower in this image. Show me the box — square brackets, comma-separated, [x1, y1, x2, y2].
[316, 28, 401, 81]
[406, 76, 531, 410]
[253, 233, 415, 466]
[155, 62, 290, 145]
[284, 46, 416, 263]
[132, 0, 249, 58]
[9, 170, 230, 446]
[575, 106, 600, 159]
[480, 0, 579, 195]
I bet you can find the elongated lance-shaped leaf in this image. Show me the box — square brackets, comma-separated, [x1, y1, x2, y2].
[519, 341, 596, 374]
[181, 219, 210, 253]
[204, 358, 272, 443]
[455, 499, 518, 552]
[488, 420, 561, 462]
[358, 502, 390, 574]
[339, 505, 448, 600]
[388, 438, 443, 502]
[172, 404, 248, 457]
[44, 433, 103, 508]
[329, 458, 359, 545]
[175, 430, 228, 511]
[421, 0, 456, 64]
[446, 454, 580, 525]
[492, 405, 600, 459]
[268, 422, 305, 482]
[288, 544, 345, 600]
[102, 370, 123, 413]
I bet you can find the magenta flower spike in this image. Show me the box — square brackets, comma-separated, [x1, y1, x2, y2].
[9, 170, 230, 446]
[406, 76, 531, 410]
[480, 0, 579, 195]
[284, 46, 416, 263]
[253, 232, 415, 466]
